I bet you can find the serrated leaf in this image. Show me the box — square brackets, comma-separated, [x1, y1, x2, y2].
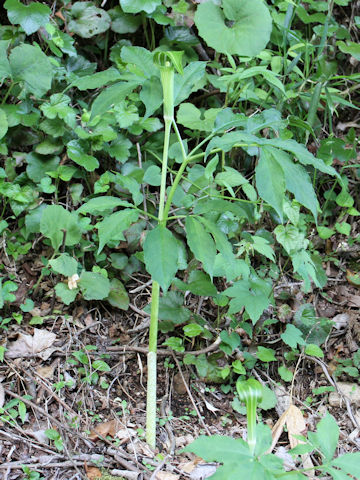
[49, 253, 78, 277]
[278, 366, 293, 382]
[224, 275, 272, 323]
[281, 324, 305, 349]
[185, 216, 216, 278]
[92, 360, 111, 372]
[97, 209, 139, 253]
[305, 344, 324, 358]
[5, 0, 51, 35]
[79, 271, 110, 300]
[194, 0, 272, 57]
[257, 346, 276, 362]
[143, 225, 179, 292]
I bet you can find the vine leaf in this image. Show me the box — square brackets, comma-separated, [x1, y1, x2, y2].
[194, 0, 272, 57]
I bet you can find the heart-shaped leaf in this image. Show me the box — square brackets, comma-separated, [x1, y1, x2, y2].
[5, 0, 51, 35]
[194, 0, 272, 57]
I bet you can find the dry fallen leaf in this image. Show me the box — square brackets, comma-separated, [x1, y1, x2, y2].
[36, 365, 55, 379]
[89, 419, 120, 440]
[5, 329, 56, 359]
[270, 405, 314, 477]
[85, 465, 102, 480]
[156, 472, 180, 480]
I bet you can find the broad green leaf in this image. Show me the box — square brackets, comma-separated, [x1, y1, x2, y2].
[140, 76, 163, 118]
[0, 108, 8, 140]
[183, 324, 203, 338]
[256, 148, 285, 221]
[274, 225, 307, 254]
[90, 82, 137, 119]
[67, 140, 99, 172]
[143, 226, 179, 292]
[79, 271, 110, 300]
[78, 196, 132, 215]
[177, 103, 221, 132]
[184, 435, 250, 462]
[109, 7, 142, 34]
[270, 148, 319, 219]
[121, 46, 158, 79]
[185, 216, 216, 278]
[281, 324, 305, 349]
[92, 360, 111, 372]
[72, 67, 121, 90]
[68, 2, 111, 38]
[215, 167, 248, 188]
[316, 412, 338, 461]
[194, 0, 272, 57]
[331, 452, 360, 478]
[55, 283, 78, 305]
[40, 205, 82, 250]
[49, 253, 78, 277]
[9, 43, 53, 97]
[0, 40, 11, 81]
[174, 270, 217, 296]
[174, 62, 206, 106]
[106, 278, 129, 310]
[278, 366, 293, 382]
[259, 387, 278, 411]
[324, 466, 352, 480]
[257, 347, 276, 362]
[97, 209, 139, 253]
[305, 344, 324, 358]
[198, 217, 238, 281]
[120, 0, 161, 14]
[224, 275, 272, 323]
[194, 198, 250, 221]
[337, 41, 360, 60]
[5, 0, 51, 35]
[143, 165, 161, 186]
[26, 152, 60, 183]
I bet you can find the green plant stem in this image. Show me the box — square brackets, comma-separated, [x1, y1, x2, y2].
[146, 61, 175, 448]
[146, 279, 160, 448]
[158, 119, 172, 225]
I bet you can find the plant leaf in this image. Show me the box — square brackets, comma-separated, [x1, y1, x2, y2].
[90, 82, 137, 119]
[143, 225, 179, 292]
[185, 216, 216, 279]
[79, 271, 110, 300]
[97, 209, 139, 253]
[67, 140, 99, 172]
[120, 0, 161, 14]
[40, 205, 81, 250]
[5, 0, 51, 35]
[49, 253, 78, 277]
[256, 148, 285, 221]
[9, 43, 53, 97]
[194, 0, 272, 57]
[77, 196, 132, 215]
[68, 2, 111, 38]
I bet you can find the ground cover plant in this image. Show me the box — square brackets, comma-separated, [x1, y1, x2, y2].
[0, 0, 360, 479]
